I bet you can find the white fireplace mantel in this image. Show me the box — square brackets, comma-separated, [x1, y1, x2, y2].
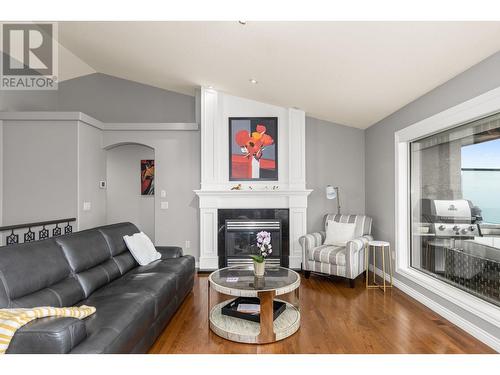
[194, 189, 312, 206]
[196, 88, 311, 270]
[195, 189, 312, 271]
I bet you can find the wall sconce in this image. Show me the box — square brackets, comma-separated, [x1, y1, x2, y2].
[325, 185, 341, 214]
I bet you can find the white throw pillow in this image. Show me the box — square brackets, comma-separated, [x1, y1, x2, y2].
[123, 232, 161, 266]
[324, 221, 356, 247]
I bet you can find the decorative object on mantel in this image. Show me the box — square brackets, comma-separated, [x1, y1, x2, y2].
[326, 185, 341, 214]
[141, 159, 155, 195]
[229, 117, 278, 181]
[227, 184, 281, 192]
[250, 231, 273, 277]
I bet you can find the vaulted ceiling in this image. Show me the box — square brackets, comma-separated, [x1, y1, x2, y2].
[58, 21, 500, 128]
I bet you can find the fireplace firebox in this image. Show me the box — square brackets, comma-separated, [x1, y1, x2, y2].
[218, 209, 289, 268]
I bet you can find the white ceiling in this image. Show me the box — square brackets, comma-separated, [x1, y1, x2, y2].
[58, 21, 500, 129]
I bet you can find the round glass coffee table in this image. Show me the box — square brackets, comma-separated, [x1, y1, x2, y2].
[208, 266, 300, 344]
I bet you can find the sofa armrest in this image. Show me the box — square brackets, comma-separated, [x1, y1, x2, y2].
[299, 231, 326, 270]
[345, 235, 373, 279]
[156, 246, 183, 259]
[6, 317, 87, 354]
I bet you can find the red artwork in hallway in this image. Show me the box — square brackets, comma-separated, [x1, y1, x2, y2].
[141, 159, 155, 195]
[229, 117, 278, 181]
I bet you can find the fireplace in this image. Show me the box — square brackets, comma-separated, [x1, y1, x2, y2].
[218, 209, 289, 268]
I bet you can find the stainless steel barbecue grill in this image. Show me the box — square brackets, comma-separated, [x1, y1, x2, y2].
[420, 198, 481, 238]
[416, 199, 500, 306]
[417, 199, 481, 274]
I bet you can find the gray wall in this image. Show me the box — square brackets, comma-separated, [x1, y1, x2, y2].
[306, 117, 365, 232]
[0, 73, 196, 123]
[1, 72, 199, 256]
[106, 144, 155, 240]
[77, 123, 107, 230]
[365, 51, 500, 342]
[2, 122, 78, 224]
[102, 130, 201, 260]
[56, 73, 196, 123]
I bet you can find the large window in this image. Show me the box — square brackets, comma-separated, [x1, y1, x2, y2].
[410, 112, 500, 307]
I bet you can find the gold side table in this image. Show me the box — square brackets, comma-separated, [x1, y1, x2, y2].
[365, 240, 393, 292]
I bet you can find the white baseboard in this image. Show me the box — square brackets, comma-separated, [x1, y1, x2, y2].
[369, 265, 500, 352]
[288, 255, 302, 270]
[199, 256, 218, 271]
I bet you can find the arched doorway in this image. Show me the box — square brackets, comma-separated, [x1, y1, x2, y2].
[105, 143, 155, 241]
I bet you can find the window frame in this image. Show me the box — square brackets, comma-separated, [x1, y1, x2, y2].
[395, 86, 500, 329]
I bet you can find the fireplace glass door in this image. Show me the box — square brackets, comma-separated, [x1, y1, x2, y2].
[225, 219, 281, 266]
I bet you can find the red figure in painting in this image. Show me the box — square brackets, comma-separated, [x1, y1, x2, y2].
[232, 122, 276, 180]
[141, 160, 155, 195]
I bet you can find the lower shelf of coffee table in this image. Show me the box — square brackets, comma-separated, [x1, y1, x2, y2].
[209, 299, 300, 344]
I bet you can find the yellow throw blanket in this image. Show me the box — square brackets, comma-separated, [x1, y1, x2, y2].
[0, 305, 96, 354]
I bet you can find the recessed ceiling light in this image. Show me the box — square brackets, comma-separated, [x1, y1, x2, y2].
[238, 21, 247, 25]
[207, 85, 214, 89]
[249, 78, 258, 84]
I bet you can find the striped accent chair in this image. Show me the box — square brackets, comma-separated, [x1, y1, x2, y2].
[299, 214, 373, 287]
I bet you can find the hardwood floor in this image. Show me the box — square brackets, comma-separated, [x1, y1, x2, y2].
[149, 272, 495, 354]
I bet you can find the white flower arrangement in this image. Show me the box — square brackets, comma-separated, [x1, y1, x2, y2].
[250, 231, 273, 263]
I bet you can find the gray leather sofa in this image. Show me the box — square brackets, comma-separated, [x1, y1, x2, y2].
[0, 222, 195, 354]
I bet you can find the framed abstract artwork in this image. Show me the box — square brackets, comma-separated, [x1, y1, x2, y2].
[229, 117, 278, 181]
[141, 159, 155, 195]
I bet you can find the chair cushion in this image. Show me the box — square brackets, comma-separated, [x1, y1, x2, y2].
[308, 244, 346, 266]
[310, 260, 347, 277]
[324, 214, 372, 237]
[324, 221, 356, 246]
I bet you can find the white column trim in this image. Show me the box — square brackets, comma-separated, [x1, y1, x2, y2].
[200, 89, 219, 189]
[199, 208, 218, 271]
[288, 108, 306, 190]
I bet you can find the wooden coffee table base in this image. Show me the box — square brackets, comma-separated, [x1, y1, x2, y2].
[209, 298, 300, 344]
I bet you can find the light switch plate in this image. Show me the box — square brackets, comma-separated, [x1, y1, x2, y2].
[160, 190, 167, 198]
[160, 201, 169, 210]
[83, 202, 91, 211]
